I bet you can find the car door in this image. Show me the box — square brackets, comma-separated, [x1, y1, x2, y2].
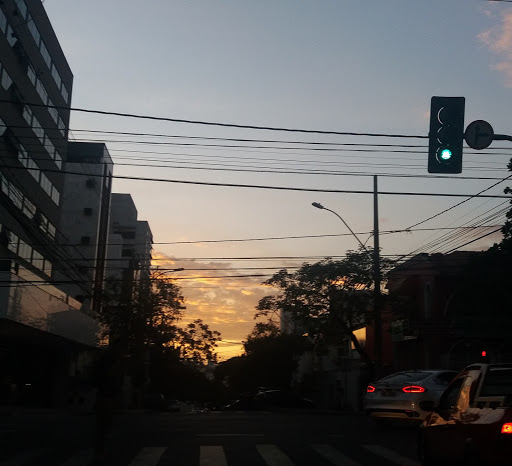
[425, 376, 468, 462]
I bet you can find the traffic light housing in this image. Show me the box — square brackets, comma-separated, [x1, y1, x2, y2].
[428, 96, 465, 174]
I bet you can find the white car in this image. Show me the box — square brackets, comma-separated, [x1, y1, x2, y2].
[364, 369, 457, 426]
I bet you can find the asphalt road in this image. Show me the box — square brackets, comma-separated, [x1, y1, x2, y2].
[0, 409, 421, 466]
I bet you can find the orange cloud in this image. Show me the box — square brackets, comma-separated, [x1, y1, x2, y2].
[478, 9, 512, 87]
[151, 250, 275, 361]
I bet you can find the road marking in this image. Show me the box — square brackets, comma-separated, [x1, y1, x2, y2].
[200, 446, 227, 466]
[129, 447, 166, 466]
[256, 444, 294, 466]
[59, 449, 93, 466]
[0, 449, 48, 466]
[363, 444, 420, 466]
[312, 444, 362, 466]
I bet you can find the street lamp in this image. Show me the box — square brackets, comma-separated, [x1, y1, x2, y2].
[311, 200, 383, 377]
[311, 202, 368, 252]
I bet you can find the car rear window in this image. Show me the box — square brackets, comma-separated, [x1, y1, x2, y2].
[380, 371, 432, 383]
[480, 368, 512, 397]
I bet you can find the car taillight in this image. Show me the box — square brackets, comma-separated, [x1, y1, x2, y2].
[367, 385, 376, 393]
[402, 385, 426, 393]
[502, 423, 512, 434]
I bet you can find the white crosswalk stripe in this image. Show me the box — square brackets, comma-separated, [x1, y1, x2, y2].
[312, 444, 363, 466]
[0, 442, 421, 465]
[200, 445, 228, 466]
[129, 446, 166, 466]
[363, 444, 420, 466]
[256, 444, 295, 466]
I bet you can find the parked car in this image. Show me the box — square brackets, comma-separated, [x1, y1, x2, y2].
[365, 369, 457, 425]
[143, 392, 167, 410]
[143, 393, 181, 412]
[418, 363, 512, 466]
[254, 390, 315, 409]
[165, 399, 181, 412]
[224, 390, 314, 411]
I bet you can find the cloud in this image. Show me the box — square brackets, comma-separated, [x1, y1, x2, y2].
[151, 250, 276, 360]
[478, 9, 512, 87]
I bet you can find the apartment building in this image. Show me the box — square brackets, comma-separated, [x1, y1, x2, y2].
[58, 142, 114, 316]
[0, 0, 99, 407]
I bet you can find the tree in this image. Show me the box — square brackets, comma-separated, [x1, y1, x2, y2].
[494, 158, 512, 252]
[97, 271, 222, 404]
[255, 247, 394, 363]
[176, 319, 222, 365]
[215, 322, 309, 395]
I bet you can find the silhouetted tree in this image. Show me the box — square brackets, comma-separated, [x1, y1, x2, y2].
[255, 247, 394, 363]
[97, 272, 221, 404]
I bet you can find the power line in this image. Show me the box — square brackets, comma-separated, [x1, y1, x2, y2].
[4, 164, 512, 198]
[1, 99, 428, 138]
[404, 174, 512, 230]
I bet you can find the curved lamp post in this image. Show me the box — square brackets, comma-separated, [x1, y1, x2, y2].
[311, 200, 383, 377]
[311, 202, 368, 253]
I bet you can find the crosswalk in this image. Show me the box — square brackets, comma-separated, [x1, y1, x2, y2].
[0, 443, 420, 466]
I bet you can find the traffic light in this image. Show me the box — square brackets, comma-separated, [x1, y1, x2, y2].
[428, 96, 465, 174]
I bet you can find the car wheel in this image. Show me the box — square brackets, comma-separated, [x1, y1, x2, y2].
[417, 432, 435, 466]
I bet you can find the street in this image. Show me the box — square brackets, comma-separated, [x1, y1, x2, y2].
[0, 409, 420, 466]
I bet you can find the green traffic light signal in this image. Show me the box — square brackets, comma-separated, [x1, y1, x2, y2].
[439, 148, 452, 161]
[428, 97, 465, 174]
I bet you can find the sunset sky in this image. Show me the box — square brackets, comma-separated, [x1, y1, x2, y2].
[43, 0, 512, 360]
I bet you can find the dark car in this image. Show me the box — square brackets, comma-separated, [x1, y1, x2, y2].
[418, 363, 512, 465]
[254, 390, 315, 409]
[224, 390, 314, 411]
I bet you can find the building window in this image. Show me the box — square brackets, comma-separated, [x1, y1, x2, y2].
[80, 236, 91, 246]
[51, 64, 62, 90]
[0, 10, 7, 34]
[83, 207, 93, 216]
[1, 68, 12, 91]
[27, 15, 40, 46]
[27, 64, 36, 85]
[40, 41, 51, 68]
[6, 25, 17, 47]
[15, 1, 28, 20]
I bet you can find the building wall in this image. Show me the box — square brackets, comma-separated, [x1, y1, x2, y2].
[384, 252, 511, 372]
[0, 0, 100, 408]
[58, 142, 113, 314]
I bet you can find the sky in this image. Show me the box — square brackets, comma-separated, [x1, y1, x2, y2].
[42, 0, 512, 360]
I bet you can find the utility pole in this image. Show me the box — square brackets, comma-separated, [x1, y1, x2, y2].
[373, 175, 383, 378]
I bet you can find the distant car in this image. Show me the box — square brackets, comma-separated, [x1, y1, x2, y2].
[143, 392, 167, 410]
[165, 399, 180, 412]
[364, 369, 457, 425]
[224, 390, 314, 411]
[255, 390, 315, 409]
[418, 363, 512, 466]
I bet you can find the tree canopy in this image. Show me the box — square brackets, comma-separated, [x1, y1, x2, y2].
[99, 271, 221, 367]
[255, 248, 395, 362]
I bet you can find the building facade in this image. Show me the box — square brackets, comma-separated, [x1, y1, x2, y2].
[58, 142, 113, 316]
[0, 0, 99, 408]
[385, 252, 512, 372]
